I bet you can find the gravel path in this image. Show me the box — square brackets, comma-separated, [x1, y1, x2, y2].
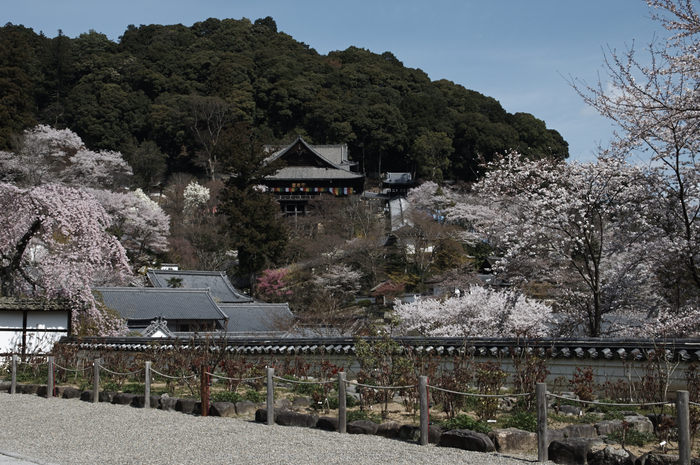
[0, 392, 548, 465]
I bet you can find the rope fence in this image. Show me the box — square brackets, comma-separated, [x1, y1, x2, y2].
[207, 372, 265, 382]
[6, 357, 697, 465]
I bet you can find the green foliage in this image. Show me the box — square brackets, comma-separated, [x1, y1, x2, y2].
[211, 391, 244, 403]
[327, 394, 358, 410]
[244, 388, 264, 404]
[121, 383, 145, 394]
[0, 20, 567, 183]
[608, 429, 657, 447]
[501, 412, 537, 432]
[441, 414, 491, 434]
[346, 409, 382, 424]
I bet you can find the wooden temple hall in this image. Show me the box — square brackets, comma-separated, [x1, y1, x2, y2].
[264, 136, 365, 216]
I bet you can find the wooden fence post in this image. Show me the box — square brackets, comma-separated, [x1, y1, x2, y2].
[338, 371, 346, 434]
[200, 365, 210, 417]
[144, 361, 151, 408]
[93, 358, 100, 404]
[677, 390, 690, 465]
[266, 367, 274, 426]
[10, 355, 17, 394]
[419, 376, 429, 446]
[536, 383, 548, 462]
[47, 356, 54, 398]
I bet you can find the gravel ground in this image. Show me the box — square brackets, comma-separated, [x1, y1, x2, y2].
[0, 392, 549, 465]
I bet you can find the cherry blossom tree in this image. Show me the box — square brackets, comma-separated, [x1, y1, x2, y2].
[573, 0, 700, 309]
[394, 286, 552, 338]
[256, 268, 293, 302]
[86, 188, 170, 260]
[0, 125, 132, 188]
[479, 153, 657, 337]
[0, 183, 130, 335]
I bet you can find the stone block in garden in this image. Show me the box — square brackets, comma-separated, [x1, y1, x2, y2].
[176, 398, 198, 414]
[440, 429, 496, 452]
[587, 446, 636, 465]
[36, 385, 48, 397]
[623, 415, 653, 434]
[347, 420, 380, 435]
[489, 428, 537, 454]
[148, 395, 161, 408]
[548, 428, 566, 445]
[275, 410, 319, 428]
[79, 391, 93, 402]
[130, 395, 161, 408]
[99, 391, 114, 403]
[254, 408, 286, 423]
[595, 420, 623, 436]
[563, 424, 598, 439]
[375, 421, 401, 438]
[235, 401, 257, 415]
[548, 438, 592, 465]
[61, 387, 81, 399]
[397, 424, 420, 441]
[112, 393, 136, 405]
[274, 398, 292, 409]
[636, 453, 682, 465]
[160, 397, 178, 411]
[19, 384, 40, 394]
[428, 425, 444, 444]
[316, 416, 339, 431]
[209, 402, 237, 417]
[558, 404, 582, 416]
[292, 397, 312, 407]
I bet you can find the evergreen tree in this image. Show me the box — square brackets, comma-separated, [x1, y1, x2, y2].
[216, 123, 287, 282]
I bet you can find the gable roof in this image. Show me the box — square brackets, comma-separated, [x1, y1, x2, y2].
[265, 136, 364, 182]
[0, 297, 71, 311]
[92, 287, 229, 323]
[147, 270, 252, 303]
[218, 302, 294, 334]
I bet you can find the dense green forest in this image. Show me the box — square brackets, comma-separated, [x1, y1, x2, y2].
[0, 17, 568, 184]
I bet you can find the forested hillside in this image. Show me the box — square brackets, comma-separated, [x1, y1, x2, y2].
[0, 17, 568, 184]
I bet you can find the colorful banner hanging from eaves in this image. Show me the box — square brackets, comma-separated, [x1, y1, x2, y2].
[270, 187, 353, 195]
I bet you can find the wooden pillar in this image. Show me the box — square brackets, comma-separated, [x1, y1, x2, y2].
[677, 390, 691, 465]
[338, 372, 347, 434]
[419, 376, 429, 446]
[93, 358, 100, 404]
[10, 355, 17, 394]
[144, 362, 151, 409]
[266, 367, 274, 426]
[200, 365, 209, 417]
[47, 356, 54, 398]
[536, 383, 548, 462]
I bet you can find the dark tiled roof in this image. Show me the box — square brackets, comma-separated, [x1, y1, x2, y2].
[265, 137, 363, 182]
[57, 336, 700, 363]
[92, 287, 228, 323]
[218, 303, 294, 333]
[146, 270, 252, 303]
[0, 297, 70, 311]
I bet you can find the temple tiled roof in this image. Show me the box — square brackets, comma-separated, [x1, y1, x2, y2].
[92, 287, 228, 323]
[218, 302, 294, 334]
[147, 270, 252, 303]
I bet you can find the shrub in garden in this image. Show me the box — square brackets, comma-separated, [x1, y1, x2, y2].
[502, 411, 537, 432]
[475, 361, 508, 420]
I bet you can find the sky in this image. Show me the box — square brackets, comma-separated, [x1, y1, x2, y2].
[2, 0, 669, 162]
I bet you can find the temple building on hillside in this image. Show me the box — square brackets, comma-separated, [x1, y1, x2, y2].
[264, 136, 365, 216]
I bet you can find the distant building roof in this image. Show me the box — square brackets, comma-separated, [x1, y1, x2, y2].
[218, 302, 295, 334]
[92, 287, 229, 324]
[265, 136, 364, 182]
[147, 270, 252, 303]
